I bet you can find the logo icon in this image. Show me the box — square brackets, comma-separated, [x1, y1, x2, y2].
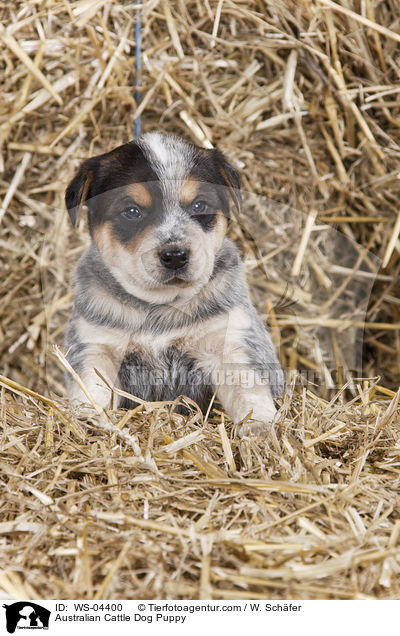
[3, 603, 51, 633]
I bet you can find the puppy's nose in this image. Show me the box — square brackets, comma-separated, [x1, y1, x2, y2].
[159, 248, 189, 270]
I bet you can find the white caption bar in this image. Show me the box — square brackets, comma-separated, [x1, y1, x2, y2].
[1, 600, 397, 635]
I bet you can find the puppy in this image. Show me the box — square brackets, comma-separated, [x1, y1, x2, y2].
[65, 133, 284, 436]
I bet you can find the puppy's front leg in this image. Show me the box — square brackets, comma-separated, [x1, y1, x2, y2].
[65, 317, 130, 409]
[217, 381, 277, 438]
[198, 307, 283, 437]
[67, 345, 122, 409]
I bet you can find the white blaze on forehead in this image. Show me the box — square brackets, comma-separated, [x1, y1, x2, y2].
[138, 132, 196, 189]
[138, 133, 199, 239]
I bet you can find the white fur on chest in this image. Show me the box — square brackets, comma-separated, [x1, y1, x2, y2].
[129, 306, 251, 359]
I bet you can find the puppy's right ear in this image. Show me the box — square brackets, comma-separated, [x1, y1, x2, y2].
[65, 160, 94, 226]
[213, 149, 242, 215]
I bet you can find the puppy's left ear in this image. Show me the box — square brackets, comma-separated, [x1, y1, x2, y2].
[214, 150, 242, 214]
[65, 160, 94, 226]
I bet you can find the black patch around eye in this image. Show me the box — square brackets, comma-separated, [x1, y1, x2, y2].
[112, 213, 145, 243]
[192, 211, 217, 231]
[121, 205, 142, 220]
[189, 199, 217, 231]
[191, 200, 209, 215]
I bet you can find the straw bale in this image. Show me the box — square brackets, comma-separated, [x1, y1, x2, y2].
[0, 380, 399, 599]
[0, 0, 399, 599]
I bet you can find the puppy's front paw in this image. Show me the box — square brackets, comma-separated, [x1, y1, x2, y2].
[68, 382, 114, 410]
[220, 390, 278, 438]
[234, 400, 277, 438]
[237, 417, 274, 438]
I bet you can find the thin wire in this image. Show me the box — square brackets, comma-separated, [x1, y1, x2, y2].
[135, 0, 142, 138]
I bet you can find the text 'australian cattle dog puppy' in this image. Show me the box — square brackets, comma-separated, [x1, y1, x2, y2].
[65, 133, 285, 437]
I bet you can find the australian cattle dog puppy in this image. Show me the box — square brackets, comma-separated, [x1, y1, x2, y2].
[65, 133, 284, 436]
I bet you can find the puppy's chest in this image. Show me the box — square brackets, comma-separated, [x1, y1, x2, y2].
[126, 310, 228, 357]
[123, 325, 214, 361]
[117, 321, 225, 398]
[118, 329, 216, 411]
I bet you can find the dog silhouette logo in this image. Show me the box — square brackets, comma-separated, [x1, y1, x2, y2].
[3, 602, 50, 633]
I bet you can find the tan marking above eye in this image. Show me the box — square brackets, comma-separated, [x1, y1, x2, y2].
[125, 183, 152, 207]
[181, 178, 200, 205]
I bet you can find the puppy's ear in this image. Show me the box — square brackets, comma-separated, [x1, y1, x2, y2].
[65, 160, 94, 226]
[215, 150, 242, 214]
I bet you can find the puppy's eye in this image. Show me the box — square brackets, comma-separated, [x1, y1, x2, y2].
[121, 206, 142, 220]
[191, 200, 209, 214]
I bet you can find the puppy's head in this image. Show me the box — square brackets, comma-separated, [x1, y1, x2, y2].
[66, 133, 241, 302]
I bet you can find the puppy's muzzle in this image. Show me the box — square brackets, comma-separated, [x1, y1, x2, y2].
[159, 247, 189, 271]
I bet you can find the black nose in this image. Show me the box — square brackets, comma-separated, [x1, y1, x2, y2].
[159, 248, 189, 270]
